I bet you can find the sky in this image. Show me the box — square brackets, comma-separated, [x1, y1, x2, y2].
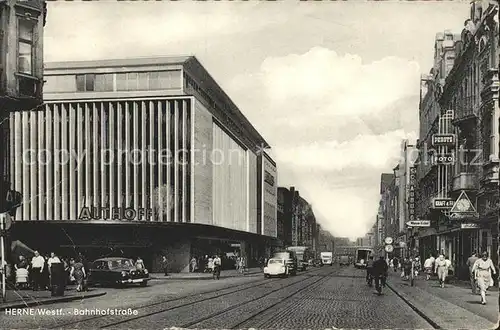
[44, 1, 470, 239]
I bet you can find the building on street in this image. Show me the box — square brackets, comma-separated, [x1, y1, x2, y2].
[7, 56, 280, 272]
[413, 1, 499, 280]
[0, 0, 46, 210]
[316, 224, 335, 252]
[276, 186, 317, 250]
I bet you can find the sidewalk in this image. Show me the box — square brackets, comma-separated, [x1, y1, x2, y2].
[386, 270, 497, 329]
[150, 267, 262, 280]
[0, 285, 106, 311]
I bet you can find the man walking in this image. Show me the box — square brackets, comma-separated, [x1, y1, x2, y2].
[466, 251, 479, 294]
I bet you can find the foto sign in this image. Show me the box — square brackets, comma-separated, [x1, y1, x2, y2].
[432, 134, 456, 146]
[406, 220, 431, 227]
[432, 154, 455, 165]
[433, 198, 454, 209]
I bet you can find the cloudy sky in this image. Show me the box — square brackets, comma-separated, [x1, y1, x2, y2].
[45, 1, 469, 239]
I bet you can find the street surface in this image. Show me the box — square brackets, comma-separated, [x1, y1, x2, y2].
[1, 266, 437, 329]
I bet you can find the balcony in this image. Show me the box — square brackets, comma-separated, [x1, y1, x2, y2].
[451, 173, 478, 192]
[482, 159, 499, 185]
[451, 96, 478, 126]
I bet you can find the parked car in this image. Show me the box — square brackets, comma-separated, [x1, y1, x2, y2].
[88, 257, 150, 287]
[264, 258, 289, 278]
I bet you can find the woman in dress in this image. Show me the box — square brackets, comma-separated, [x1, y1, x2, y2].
[472, 252, 497, 305]
[434, 254, 448, 288]
[70, 258, 86, 292]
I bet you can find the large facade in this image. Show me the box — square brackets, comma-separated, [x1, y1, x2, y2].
[8, 56, 279, 271]
[411, 1, 499, 280]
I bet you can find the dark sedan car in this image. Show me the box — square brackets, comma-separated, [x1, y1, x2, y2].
[88, 257, 150, 287]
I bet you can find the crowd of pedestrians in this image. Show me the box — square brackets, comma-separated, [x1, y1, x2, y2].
[1, 251, 91, 294]
[389, 251, 497, 305]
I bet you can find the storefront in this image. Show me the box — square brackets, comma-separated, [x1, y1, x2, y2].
[9, 220, 281, 273]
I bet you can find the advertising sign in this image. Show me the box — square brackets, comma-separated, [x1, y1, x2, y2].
[385, 245, 394, 253]
[461, 223, 479, 229]
[407, 167, 416, 222]
[78, 206, 153, 221]
[432, 154, 455, 165]
[431, 134, 456, 146]
[433, 198, 454, 209]
[406, 220, 431, 227]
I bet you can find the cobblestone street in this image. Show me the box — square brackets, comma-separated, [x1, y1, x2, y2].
[1, 265, 475, 329]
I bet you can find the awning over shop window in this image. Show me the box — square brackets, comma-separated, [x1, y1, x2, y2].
[11, 240, 35, 259]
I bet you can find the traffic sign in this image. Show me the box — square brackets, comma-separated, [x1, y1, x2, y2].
[406, 220, 431, 227]
[385, 245, 394, 253]
[384, 237, 393, 245]
[450, 191, 476, 213]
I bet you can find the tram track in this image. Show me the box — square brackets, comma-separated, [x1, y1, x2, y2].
[100, 273, 332, 328]
[190, 272, 331, 329]
[50, 267, 321, 329]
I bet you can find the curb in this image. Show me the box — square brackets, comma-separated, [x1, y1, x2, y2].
[151, 272, 262, 280]
[0, 291, 107, 311]
[386, 282, 441, 329]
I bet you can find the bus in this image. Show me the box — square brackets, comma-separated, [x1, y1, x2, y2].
[355, 247, 374, 268]
[286, 246, 314, 271]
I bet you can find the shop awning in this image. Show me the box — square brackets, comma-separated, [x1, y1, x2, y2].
[11, 240, 35, 258]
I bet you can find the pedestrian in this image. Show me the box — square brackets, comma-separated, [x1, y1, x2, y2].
[213, 254, 221, 279]
[403, 258, 412, 281]
[466, 251, 479, 294]
[162, 255, 168, 276]
[30, 251, 45, 291]
[190, 256, 197, 273]
[47, 252, 61, 286]
[372, 256, 388, 295]
[70, 258, 86, 292]
[135, 257, 145, 270]
[472, 252, 496, 305]
[435, 254, 448, 288]
[392, 257, 399, 272]
[423, 255, 434, 281]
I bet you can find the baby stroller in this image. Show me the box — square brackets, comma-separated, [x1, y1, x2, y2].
[15, 268, 29, 290]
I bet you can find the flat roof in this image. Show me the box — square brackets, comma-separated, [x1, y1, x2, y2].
[44, 55, 270, 148]
[44, 56, 193, 70]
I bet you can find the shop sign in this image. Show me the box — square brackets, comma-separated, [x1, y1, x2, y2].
[78, 206, 153, 221]
[433, 198, 454, 209]
[431, 134, 456, 147]
[406, 220, 431, 227]
[461, 223, 479, 229]
[408, 167, 416, 221]
[432, 153, 455, 165]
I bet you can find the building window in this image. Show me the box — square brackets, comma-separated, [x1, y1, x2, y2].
[18, 19, 35, 75]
